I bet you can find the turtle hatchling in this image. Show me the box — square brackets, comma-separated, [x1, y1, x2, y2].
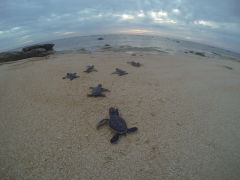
[112, 68, 128, 76]
[62, 73, 79, 80]
[97, 107, 138, 143]
[127, 61, 141, 67]
[84, 65, 97, 73]
[87, 84, 110, 97]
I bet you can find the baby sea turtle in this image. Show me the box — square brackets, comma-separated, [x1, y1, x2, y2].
[112, 68, 128, 76]
[62, 73, 79, 80]
[87, 84, 110, 97]
[127, 61, 141, 67]
[97, 107, 138, 143]
[84, 65, 97, 73]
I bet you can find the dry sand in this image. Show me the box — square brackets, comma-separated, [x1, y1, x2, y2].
[0, 50, 240, 180]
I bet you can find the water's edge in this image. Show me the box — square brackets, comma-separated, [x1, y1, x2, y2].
[8, 34, 240, 59]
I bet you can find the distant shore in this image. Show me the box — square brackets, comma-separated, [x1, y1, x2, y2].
[0, 50, 240, 179]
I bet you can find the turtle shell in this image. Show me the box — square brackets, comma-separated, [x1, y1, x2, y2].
[109, 115, 127, 133]
[91, 86, 102, 96]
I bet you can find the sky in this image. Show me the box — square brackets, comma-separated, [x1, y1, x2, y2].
[0, 0, 240, 52]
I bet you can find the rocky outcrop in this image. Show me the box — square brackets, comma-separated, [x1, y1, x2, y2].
[22, 43, 54, 52]
[0, 44, 55, 63]
[184, 50, 206, 57]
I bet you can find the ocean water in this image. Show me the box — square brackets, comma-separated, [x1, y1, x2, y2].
[49, 34, 240, 59]
[10, 34, 236, 59]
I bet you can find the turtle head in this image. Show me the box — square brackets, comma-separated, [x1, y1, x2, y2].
[109, 107, 118, 116]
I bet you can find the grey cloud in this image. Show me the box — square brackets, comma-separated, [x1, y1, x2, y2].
[0, 0, 240, 52]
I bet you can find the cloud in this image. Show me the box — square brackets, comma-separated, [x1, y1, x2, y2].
[0, 0, 240, 52]
[148, 11, 177, 24]
[194, 20, 219, 28]
[137, 11, 145, 17]
[0, 26, 23, 34]
[172, 9, 180, 14]
[121, 14, 135, 20]
[55, 31, 76, 35]
[119, 29, 154, 34]
[18, 40, 33, 45]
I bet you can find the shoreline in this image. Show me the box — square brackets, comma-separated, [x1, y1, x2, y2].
[3, 34, 240, 59]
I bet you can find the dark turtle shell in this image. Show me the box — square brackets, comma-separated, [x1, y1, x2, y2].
[84, 65, 95, 73]
[108, 108, 127, 133]
[91, 84, 102, 96]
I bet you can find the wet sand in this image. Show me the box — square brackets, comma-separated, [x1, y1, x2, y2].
[0, 51, 240, 180]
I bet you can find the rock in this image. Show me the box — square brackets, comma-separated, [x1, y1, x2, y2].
[103, 44, 111, 49]
[0, 48, 54, 63]
[0, 43, 55, 62]
[22, 43, 54, 52]
[186, 50, 206, 57]
[195, 52, 206, 57]
[0, 51, 27, 62]
[222, 65, 233, 70]
[98, 37, 104, 40]
[25, 48, 52, 57]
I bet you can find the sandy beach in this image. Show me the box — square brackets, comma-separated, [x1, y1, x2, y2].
[0, 50, 240, 180]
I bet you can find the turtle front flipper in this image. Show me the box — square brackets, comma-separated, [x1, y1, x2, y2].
[127, 127, 138, 133]
[96, 119, 109, 129]
[110, 133, 120, 143]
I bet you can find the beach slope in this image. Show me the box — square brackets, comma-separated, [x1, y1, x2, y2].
[0, 51, 240, 180]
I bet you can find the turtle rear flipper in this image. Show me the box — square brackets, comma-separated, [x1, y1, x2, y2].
[97, 94, 106, 97]
[110, 133, 120, 143]
[101, 88, 110, 92]
[87, 94, 106, 97]
[70, 77, 79, 80]
[127, 127, 138, 133]
[119, 73, 128, 76]
[70, 75, 79, 80]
